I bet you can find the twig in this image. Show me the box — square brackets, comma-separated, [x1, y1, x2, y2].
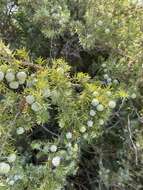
[0, 56, 43, 70]
[22, 61, 43, 70]
[41, 125, 59, 137]
[127, 115, 138, 165]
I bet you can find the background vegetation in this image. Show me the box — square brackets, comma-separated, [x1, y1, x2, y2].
[0, 0, 143, 189]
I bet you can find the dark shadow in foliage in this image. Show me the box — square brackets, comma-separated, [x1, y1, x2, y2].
[65, 107, 128, 190]
[14, 105, 60, 165]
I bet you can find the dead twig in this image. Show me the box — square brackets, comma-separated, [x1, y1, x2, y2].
[0, 56, 43, 71]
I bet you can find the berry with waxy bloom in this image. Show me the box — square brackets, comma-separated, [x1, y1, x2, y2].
[102, 63, 106, 68]
[66, 132, 72, 139]
[108, 100, 116, 109]
[96, 104, 104, 111]
[17, 71, 27, 81]
[106, 91, 112, 96]
[113, 79, 119, 84]
[50, 145, 57, 153]
[87, 120, 93, 127]
[90, 110, 96, 116]
[107, 78, 112, 83]
[0, 162, 10, 175]
[99, 119, 104, 125]
[25, 95, 35, 104]
[91, 98, 99, 106]
[7, 153, 16, 163]
[16, 127, 25, 135]
[83, 134, 88, 139]
[9, 81, 19, 89]
[131, 93, 136, 99]
[5, 72, 15, 82]
[93, 91, 99, 96]
[52, 156, 61, 167]
[104, 74, 109, 79]
[31, 102, 42, 112]
[80, 126, 86, 133]
[97, 20, 103, 26]
[105, 28, 110, 34]
[8, 180, 15, 186]
[108, 13, 112, 17]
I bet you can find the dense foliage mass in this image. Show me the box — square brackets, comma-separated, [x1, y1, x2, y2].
[0, 0, 143, 190]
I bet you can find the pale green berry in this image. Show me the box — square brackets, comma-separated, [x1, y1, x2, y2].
[17, 71, 27, 81]
[0, 162, 10, 175]
[102, 63, 106, 68]
[50, 145, 57, 153]
[26, 95, 35, 104]
[83, 134, 88, 139]
[0, 71, 4, 81]
[16, 127, 25, 135]
[106, 91, 112, 96]
[104, 74, 109, 79]
[80, 126, 86, 133]
[108, 100, 116, 108]
[105, 28, 110, 34]
[5, 72, 15, 82]
[96, 104, 104, 111]
[99, 119, 104, 125]
[31, 74, 36, 78]
[9, 81, 19, 89]
[131, 93, 136, 99]
[91, 98, 99, 106]
[93, 91, 99, 96]
[66, 132, 72, 139]
[113, 79, 119, 84]
[90, 110, 96, 116]
[107, 78, 112, 83]
[7, 153, 16, 163]
[97, 20, 103, 26]
[66, 143, 72, 149]
[108, 13, 112, 17]
[52, 156, 61, 167]
[31, 102, 41, 112]
[137, 0, 143, 6]
[8, 180, 15, 186]
[87, 120, 93, 127]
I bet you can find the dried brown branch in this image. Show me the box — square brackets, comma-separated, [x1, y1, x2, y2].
[0, 56, 43, 70]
